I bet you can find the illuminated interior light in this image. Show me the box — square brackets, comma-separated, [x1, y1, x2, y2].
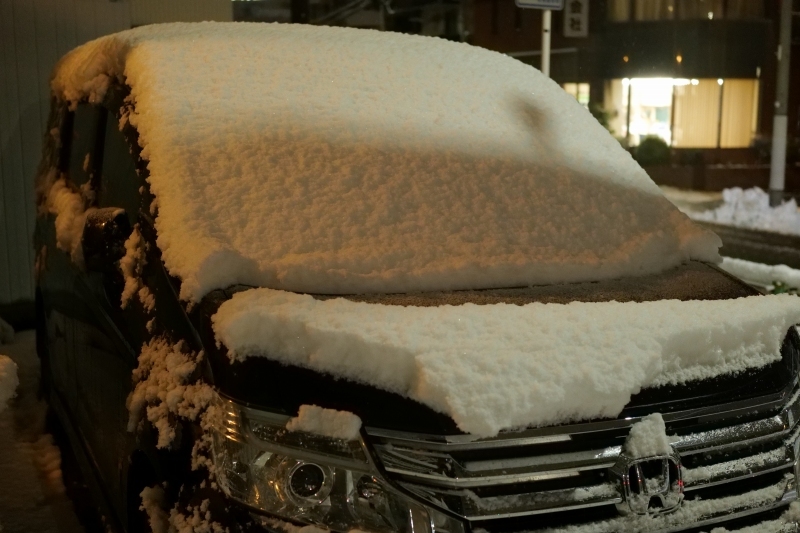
[717, 78, 724, 85]
[623, 55, 629, 63]
[676, 54, 682, 64]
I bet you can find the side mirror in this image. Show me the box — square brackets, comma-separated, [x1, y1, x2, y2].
[82, 208, 132, 272]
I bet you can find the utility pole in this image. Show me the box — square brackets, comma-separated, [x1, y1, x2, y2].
[541, 9, 552, 77]
[769, 0, 792, 207]
[514, 0, 563, 77]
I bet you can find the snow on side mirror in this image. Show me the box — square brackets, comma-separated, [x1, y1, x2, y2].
[82, 208, 132, 273]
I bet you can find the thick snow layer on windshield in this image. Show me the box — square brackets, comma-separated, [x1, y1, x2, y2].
[213, 290, 800, 436]
[689, 187, 800, 235]
[52, 23, 719, 301]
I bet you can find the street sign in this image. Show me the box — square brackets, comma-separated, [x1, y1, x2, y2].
[513, 0, 563, 78]
[563, 0, 589, 37]
[514, 0, 563, 10]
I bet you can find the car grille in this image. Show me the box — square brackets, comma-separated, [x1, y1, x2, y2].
[366, 381, 800, 532]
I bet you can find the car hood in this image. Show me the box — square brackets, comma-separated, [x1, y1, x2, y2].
[188, 261, 800, 436]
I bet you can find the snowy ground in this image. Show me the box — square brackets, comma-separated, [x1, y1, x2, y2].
[0, 329, 91, 533]
[662, 186, 800, 236]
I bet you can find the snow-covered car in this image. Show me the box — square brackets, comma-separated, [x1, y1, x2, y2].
[35, 23, 800, 533]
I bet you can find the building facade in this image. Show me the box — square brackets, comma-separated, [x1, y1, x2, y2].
[471, 0, 798, 160]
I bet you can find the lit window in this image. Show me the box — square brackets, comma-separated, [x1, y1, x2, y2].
[562, 83, 590, 107]
[604, 78, 759, 148]
[720, 79, 760, 148]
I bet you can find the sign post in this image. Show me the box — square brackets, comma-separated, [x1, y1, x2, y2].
[514, 0, 564, 78]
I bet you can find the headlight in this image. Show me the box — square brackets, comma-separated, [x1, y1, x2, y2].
[211, 396, 465, 533]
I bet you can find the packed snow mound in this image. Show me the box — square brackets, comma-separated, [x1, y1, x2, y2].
[285, 405, 362, 441]
[213, 289, 800, 436]
[690, 187, 800, 236]
[0, 355, 19, 413]
[624, 413, 671, 458]
[52, 23, 719, 301]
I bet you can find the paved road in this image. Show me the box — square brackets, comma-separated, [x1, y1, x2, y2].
[699, 222, 800, 269]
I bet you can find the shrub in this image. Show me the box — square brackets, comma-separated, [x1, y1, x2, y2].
[634, 135, 671, 166]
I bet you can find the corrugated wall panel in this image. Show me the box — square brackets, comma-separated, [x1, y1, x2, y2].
[0, 0, 32, 304]
[1, 0, 232, 306]
[0, 0, 132, 305]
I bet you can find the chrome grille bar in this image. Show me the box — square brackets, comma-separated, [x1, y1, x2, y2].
[368, 383, 800, 530]
[366, 382, 797, 452]
[368, 386, 800, 489]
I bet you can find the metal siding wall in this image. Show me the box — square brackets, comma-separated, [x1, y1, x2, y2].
[0, 0, 132, 305]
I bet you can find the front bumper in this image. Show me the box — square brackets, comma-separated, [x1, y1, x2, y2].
[367, 382, 800, 533]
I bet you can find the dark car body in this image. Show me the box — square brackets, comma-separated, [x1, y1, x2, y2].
[35, 85, 800, 533]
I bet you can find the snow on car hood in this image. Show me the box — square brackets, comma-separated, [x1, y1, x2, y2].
[212, 289, 800, 437]
[51, 23, 719, 302]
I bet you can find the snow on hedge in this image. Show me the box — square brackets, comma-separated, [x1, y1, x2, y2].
[690, 187, 800, 236]
[213, 289, 800, 437]
[51, 23, 719, 302]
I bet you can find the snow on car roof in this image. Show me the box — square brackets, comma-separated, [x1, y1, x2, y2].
[52, 22, 720, 301]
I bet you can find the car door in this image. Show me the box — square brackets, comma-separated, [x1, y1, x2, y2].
[69, 92, 152, 519]
[42, 102, 105, 422]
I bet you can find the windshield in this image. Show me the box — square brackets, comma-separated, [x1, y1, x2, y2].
[312, 260, 757, 305]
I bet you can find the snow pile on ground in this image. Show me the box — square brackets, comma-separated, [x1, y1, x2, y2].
[127, 337, 214, 448]
[0, 355, 18, 414]
[719, 257, 800, 291]
[51, 23, 719, 302]
[213, 290, 800, 436]
[0, 331, 84, 533]
[623, 413, 671, 458]
[690, 187, 800, 235]
[285, 405, 362, 441]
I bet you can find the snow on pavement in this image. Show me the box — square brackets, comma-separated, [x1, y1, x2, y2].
[687, 187, 800, 236]
[0, 330, 84, 533]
